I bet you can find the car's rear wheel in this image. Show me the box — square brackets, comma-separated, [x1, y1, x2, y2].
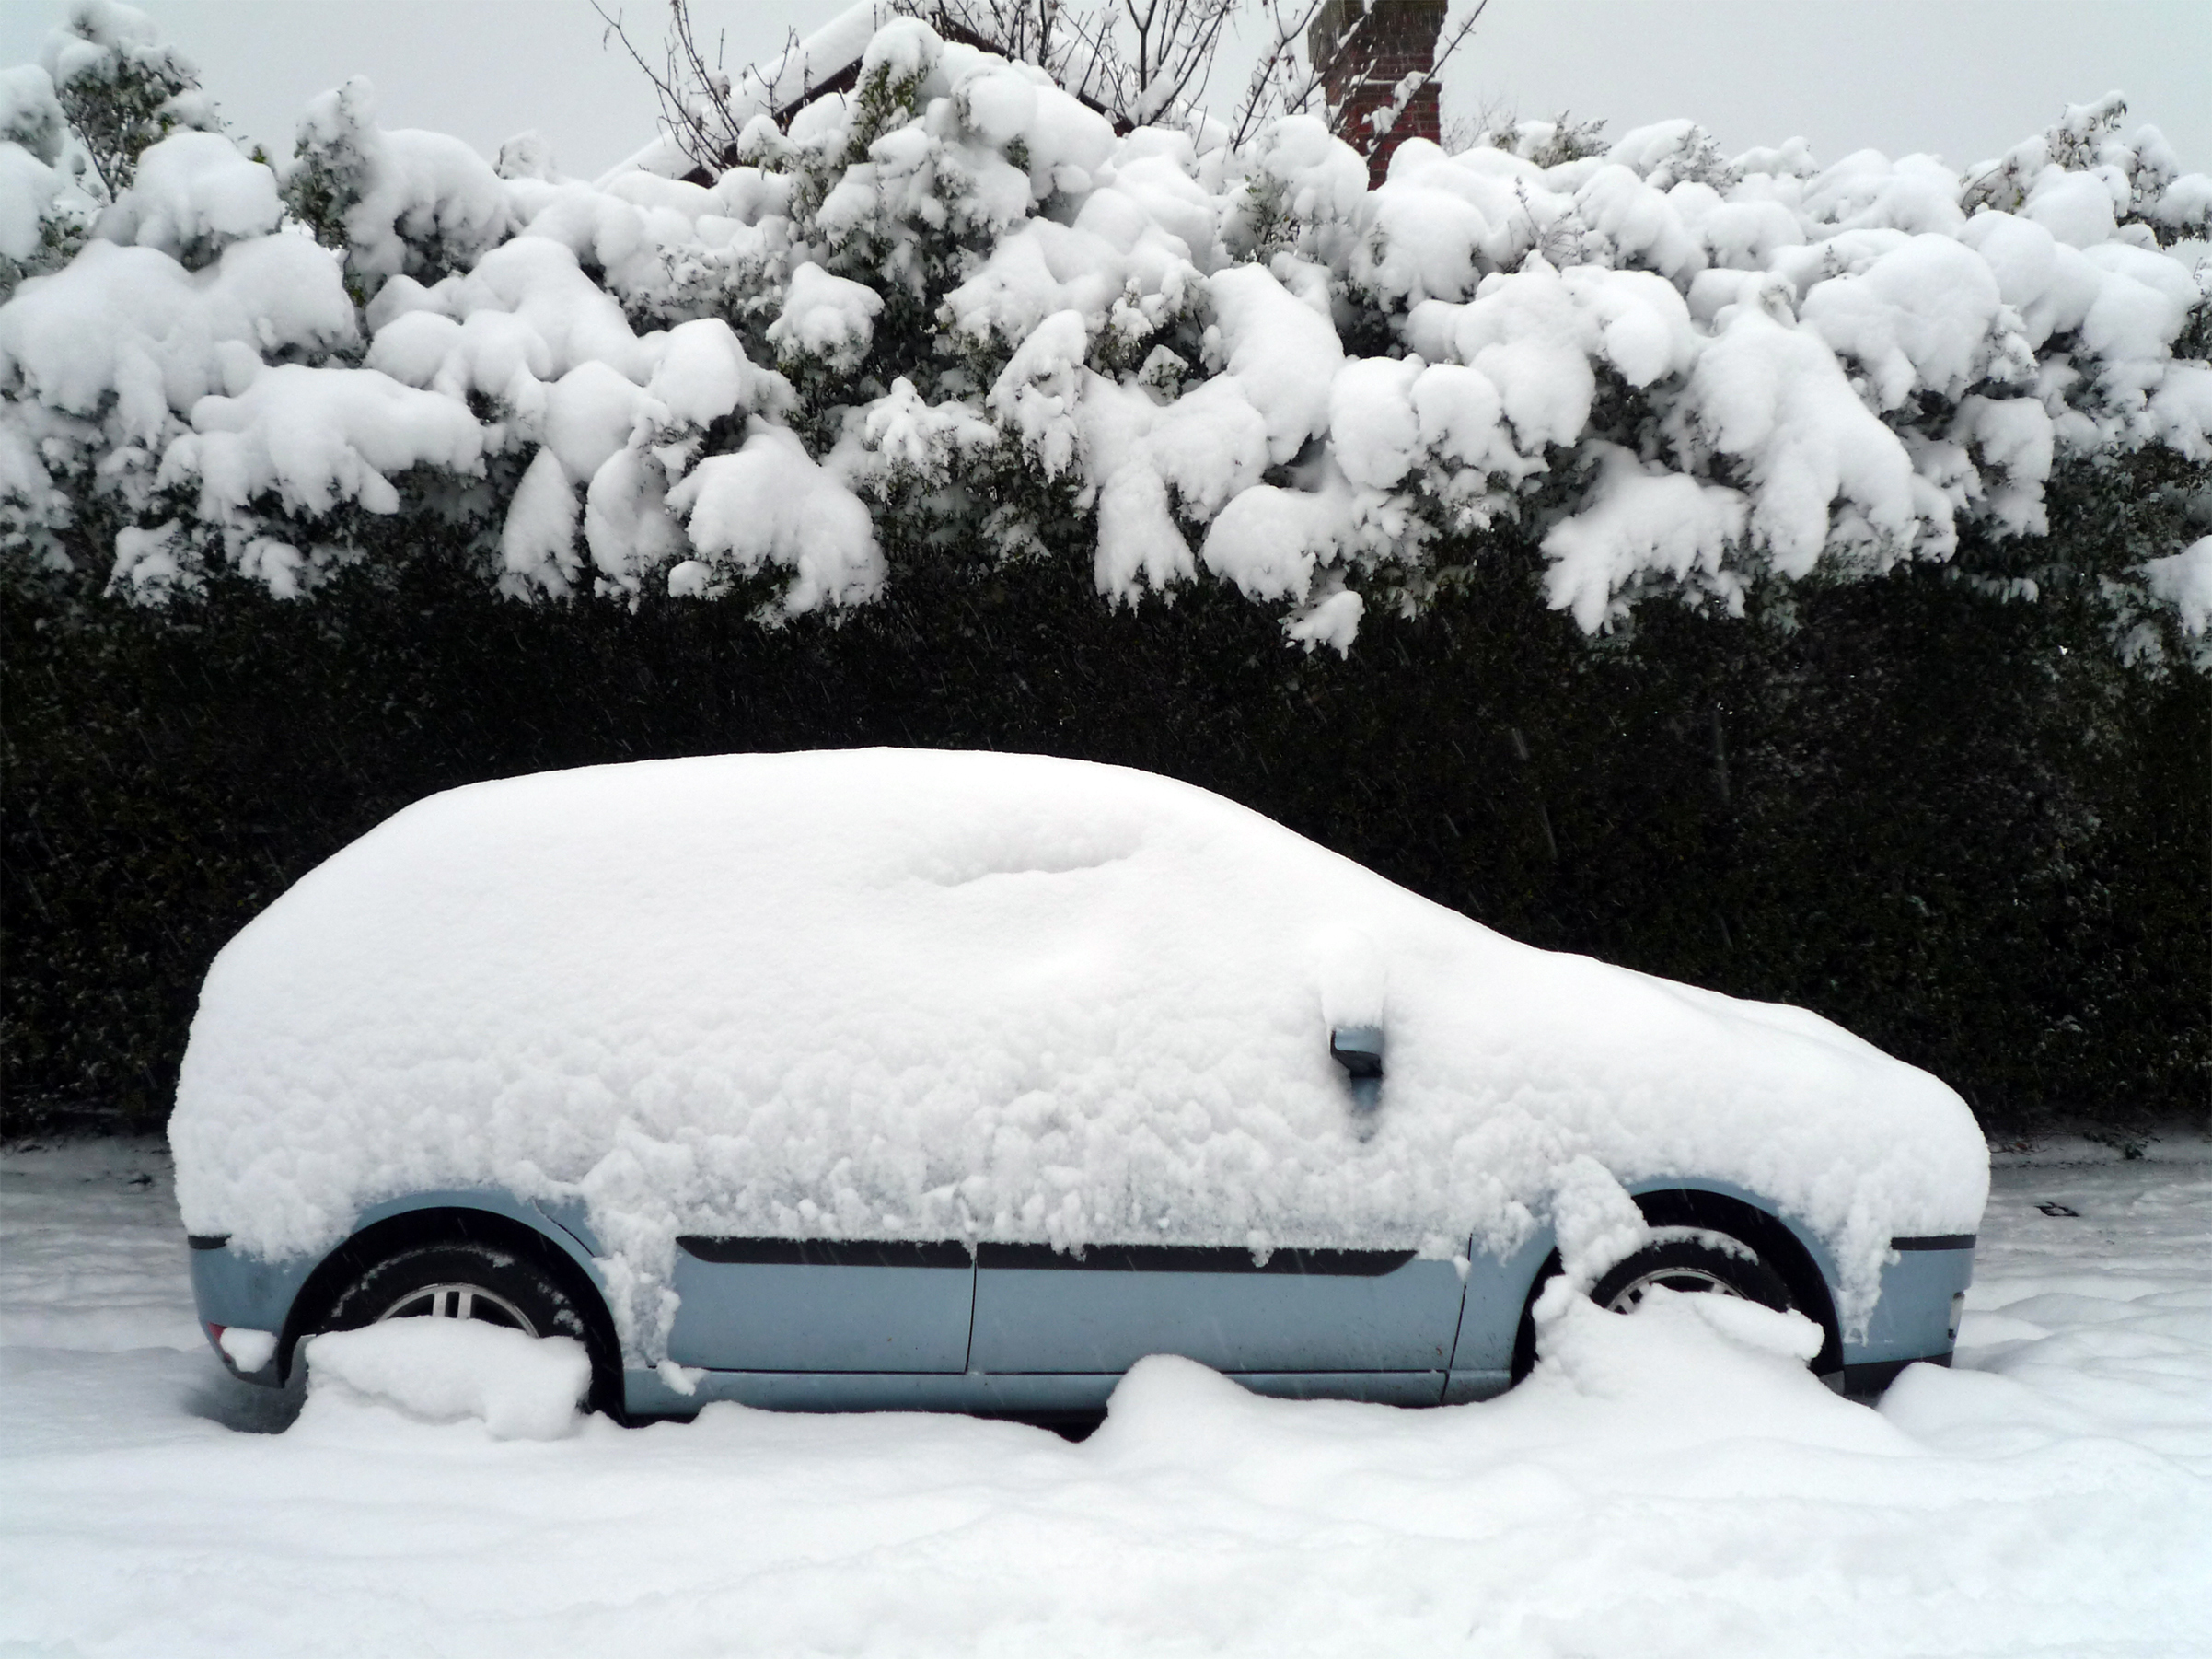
[320, 1241, 591, 1345]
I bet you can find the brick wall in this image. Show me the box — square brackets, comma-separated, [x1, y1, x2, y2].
[1308, 0, 1447, 186]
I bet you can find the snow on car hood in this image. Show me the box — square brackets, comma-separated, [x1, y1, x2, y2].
[170, 749, 1986, 1353]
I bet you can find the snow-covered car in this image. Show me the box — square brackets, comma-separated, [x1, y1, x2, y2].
[173, 749, 1985, 1420]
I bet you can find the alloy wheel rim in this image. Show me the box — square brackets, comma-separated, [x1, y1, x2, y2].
[1602, 1265, 1742, 1314]
[376, 1281, 537, 1334]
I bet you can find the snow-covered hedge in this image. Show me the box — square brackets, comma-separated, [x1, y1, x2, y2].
[3, 5, 2210, 655]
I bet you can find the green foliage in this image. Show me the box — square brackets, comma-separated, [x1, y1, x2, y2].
[275, 77, 385, 307]
[843, 59, 932, 166]
[280, 144, 357, 259]
[45, 9, 214, 196]
[52, 62, 180, 192]
[0, 205, 92, 305]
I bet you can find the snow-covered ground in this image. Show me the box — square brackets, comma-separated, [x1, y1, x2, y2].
[3, 1132, 2207, 1657]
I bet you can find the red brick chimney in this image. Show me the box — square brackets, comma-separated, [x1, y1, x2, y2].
[1308, 0, 1447, 187]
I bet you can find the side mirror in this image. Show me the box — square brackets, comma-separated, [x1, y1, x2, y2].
[1331, 1025, 1384, 1114]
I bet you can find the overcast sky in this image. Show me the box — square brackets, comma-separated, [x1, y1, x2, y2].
[4, 1, 2206, 184]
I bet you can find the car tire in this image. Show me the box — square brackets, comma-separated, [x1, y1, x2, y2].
[1587, 1231, 1795, 1316]
[1511, 1228, 1797, 1381]
[319, 1240, 593, 1344]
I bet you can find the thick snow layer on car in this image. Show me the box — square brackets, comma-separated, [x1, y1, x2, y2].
[170, 749, 1985, 1353]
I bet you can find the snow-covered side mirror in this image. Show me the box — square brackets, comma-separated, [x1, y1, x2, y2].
[1331, 1025, 1384, 1115]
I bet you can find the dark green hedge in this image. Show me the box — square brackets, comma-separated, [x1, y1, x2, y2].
[4, 505, 2206, 1134]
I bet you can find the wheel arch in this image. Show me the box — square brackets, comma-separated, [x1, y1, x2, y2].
[275, 1199, 621, 1411]
[1508, 1184, 1845, 1382]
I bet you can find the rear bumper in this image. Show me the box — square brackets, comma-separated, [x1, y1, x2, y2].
[188, 1234, 317, 1386]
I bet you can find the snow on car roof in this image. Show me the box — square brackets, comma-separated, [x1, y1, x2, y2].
[169, 748, 1985, 1355]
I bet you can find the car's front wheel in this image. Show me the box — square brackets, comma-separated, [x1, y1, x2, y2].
[1587, 1230, 1795, 1316]
[1512, 1227, 1801, 1381]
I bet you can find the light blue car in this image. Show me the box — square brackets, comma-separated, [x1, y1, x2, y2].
[188, 1180, 1975, 1420]
[175, 750, 1984, 1422]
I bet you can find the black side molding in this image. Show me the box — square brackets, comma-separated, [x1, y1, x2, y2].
[976, 1242, 1419, 1276]
[677, 1236, 971, 1269]
[675, 1237, 1425, 1276]
[187, 1234, 231, 1251]
[1889, 1234, 1976, 1251]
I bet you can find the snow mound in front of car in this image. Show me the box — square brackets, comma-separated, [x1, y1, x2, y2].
[169, 749, 1986, 1355]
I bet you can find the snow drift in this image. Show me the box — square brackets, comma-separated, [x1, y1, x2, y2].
[170, 748, 1986, 1359]
[303, 1321, 592, 1440]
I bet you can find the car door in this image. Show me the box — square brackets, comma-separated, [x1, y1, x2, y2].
[967, 1239, 1467, 1392]
[665, 1236, 975, 1373]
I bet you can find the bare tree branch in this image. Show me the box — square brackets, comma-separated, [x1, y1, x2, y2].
[593, 0, 780, 173]
[1225, 0, 1330, 152]
[596, 0, 1486, 182]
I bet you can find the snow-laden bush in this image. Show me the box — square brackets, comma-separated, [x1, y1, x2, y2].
[3, 8, 2209, 659]
[0, 0, 222, 300]
[41, 0, 217, 192]
[0, 64, 95, 298]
